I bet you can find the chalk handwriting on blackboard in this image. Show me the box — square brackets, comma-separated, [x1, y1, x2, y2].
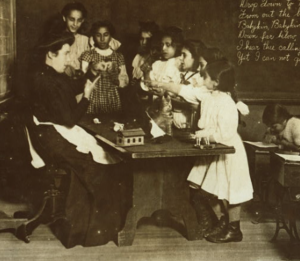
[237, 0, 300, 66]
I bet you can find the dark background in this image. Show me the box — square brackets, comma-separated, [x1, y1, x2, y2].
[15, 0, 300, 103]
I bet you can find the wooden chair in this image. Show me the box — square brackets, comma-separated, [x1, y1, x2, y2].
[0, 101, 69, 243]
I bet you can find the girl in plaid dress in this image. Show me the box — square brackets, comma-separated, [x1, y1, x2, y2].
[80, 21, 128, 114]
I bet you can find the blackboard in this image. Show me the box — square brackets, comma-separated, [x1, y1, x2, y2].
[233, 0, 300, 103]
[112, 0, 300, 103]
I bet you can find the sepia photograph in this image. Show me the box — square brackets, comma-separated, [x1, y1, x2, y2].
[0, 0, 300, 260]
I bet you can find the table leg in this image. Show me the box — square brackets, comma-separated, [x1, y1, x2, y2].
[270, 184, 296, 242]
[117, 157, 203, 246]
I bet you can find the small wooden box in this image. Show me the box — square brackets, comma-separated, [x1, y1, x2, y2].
[116, 128, 146, 147]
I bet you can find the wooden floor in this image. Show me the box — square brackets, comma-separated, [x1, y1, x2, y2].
[0, 202, 299, 261]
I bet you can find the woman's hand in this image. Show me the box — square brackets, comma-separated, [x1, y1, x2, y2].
[83, 75, 100, 100]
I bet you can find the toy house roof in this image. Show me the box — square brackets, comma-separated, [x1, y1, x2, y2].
[118, 128, 145, 137]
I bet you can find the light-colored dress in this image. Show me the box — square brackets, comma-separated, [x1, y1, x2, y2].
[180, 86, 253, 204]
[281, 117, 300, 146]
[173, 71, 204, 129]
[132, 54, 145, 80]
[150, 57, 181, 84]
[67, 34, 89, 70]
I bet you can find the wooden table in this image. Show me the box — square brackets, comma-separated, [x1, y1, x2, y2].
[244, 142, 279, 223]
[270, 152, 300, 242]
[80, 115, 235, 246]
[244, 142, 278, 202]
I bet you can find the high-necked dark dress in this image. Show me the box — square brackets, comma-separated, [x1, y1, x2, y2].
[30, 65, 131, 248]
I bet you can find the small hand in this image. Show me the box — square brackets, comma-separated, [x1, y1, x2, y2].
[194, 130, 210, 145]
[106, 61, 113, 72]
[263, 133, 277, 144]
[93, 61, 107, 72]
[118, 74, 129, 88]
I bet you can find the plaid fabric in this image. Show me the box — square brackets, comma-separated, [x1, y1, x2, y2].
[80, 49, 125, 114]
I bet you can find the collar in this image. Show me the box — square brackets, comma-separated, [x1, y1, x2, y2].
[94, 47, 113, 56]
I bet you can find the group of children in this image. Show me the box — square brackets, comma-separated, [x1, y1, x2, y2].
[37, 1, 300, 246]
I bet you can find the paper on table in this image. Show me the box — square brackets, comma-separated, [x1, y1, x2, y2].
[276, 153, 300, 161]
[244, 141, 279, 148]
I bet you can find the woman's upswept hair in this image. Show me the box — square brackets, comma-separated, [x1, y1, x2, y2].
[262, 104, 291, 126]
[161, 26, 184, 57]
[61, 2, 87, 19]
[90, 20, 116, 37]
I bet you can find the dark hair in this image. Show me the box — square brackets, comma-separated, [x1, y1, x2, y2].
[38, 31, 74, 53]
[32, 31, 74, 69]
[161, 26, 184, 57]
[90, 20, 116, 37]
[61, 2, 87, 19]
[205, 60, 237, 102]
[182, 40, 207, 71]
[262, 104, 291, 127]
[139, 21, 159, 36]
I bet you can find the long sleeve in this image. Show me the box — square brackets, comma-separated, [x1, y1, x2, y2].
[283, 117, 300, 146]
[178, 84, 210, 104]
[32, 67, 89, 127]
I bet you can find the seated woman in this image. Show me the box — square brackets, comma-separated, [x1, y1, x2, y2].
[28, 31, 131, 248]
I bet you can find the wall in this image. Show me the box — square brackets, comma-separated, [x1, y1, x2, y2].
[0, 0, 15, 102]
[15, 0, 237, 73]
[15, 0, 300, 141]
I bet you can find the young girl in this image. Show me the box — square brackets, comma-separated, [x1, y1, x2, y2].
[262, 104, 300, 151]
[141, 26, 184, 136]
[132, 21, 160, 81]
[172, 40, 207, 129]
[142, 26, 184, 94]
[60, 2, 89, 77]
[150, 60, 253, 243]
[179, 40, 206, 87]
[80, 21, 128, 114]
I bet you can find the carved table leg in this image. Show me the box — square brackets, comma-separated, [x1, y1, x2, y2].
[117, 157, 202, 246]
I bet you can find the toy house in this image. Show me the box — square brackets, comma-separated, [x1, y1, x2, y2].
[116, 128, 146, 147]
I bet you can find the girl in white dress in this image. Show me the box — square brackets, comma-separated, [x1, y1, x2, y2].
[149, 60, 253, 243]
[141, 26, 183, 137]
